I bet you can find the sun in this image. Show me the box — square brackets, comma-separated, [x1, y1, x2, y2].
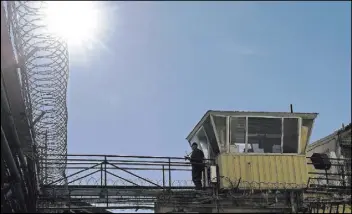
[43, 1, 100, 47]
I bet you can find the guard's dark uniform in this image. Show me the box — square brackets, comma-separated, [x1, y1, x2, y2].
[190, 148, 204, 190]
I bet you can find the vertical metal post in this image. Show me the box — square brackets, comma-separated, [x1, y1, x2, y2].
[290, 191, 297, 213]
[226, 116, 230, 153]
[44, 130, 48, 184]
[100, 162, 103, 187]
[281, 118, 284, 153]
[202, 167, 205, 188]
[245, 117, 248, 152]
[341, 159, 346, 188]
[38, 146, 43, 184]
[106, 190, 109, 208]
[68, 190, 71, 211]
[215, 189, 220, 214]
[162, 165, 165, 188]
[104, 156, 108, 208]
[216, 164, 220, 190]
[168, 158, 171, 188]
[104, 156, 107, 186]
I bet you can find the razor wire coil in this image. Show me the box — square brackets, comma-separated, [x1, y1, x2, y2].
[6, 1, 69, 185]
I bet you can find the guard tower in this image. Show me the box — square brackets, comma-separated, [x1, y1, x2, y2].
[182, 110, 318, 213]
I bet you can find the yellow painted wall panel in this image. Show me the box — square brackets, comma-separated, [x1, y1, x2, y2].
[258, 156, 264, 189]
[301, 157, 309, 184]
[217, 154, 309, 189]
[252, 156, 259, 185]
[275, 156, 282, 186]
[289, 156, 294, 181]
[262, 157, 269, 182]
[227, 155, 233, 182]
[286, 156, 293, 183]
[239, 155, 246, 181]
[282, 156, 289, 187]
[234, 155, 240, 180]
[293, 157, 300, 184]
[300, 126, 309, 154]
[269, 156, 276, 183]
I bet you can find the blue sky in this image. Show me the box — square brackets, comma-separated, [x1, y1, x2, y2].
[66, 0, 351, 193]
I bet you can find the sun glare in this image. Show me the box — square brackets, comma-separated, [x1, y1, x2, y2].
[43, 1, 100, 47]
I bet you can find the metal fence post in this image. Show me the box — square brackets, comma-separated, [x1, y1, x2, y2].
[104, 156, 108, 208]
[168, 158, 171, 188]
[101, 162, 103, 187]
[104, 156, 107, 186]
[162, 165, 165, 188]
[68, 190, 71, 210]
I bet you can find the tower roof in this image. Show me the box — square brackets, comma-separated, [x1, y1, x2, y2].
[186, 110, 318, 141]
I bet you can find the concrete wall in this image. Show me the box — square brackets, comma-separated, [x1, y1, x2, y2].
[307, 124, 351, 159]
[307, 137, 338, 158]
[306, 125, 351, 185]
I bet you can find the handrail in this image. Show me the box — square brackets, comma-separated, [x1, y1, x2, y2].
[45, 153, 215, 162]
[306, 156, 351, 161]
[40, 154, 216, 191]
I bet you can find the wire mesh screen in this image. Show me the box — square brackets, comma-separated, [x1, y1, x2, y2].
[5, 1, 69, 185]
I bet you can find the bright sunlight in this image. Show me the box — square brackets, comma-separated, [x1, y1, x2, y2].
[43, 1, 101, 47]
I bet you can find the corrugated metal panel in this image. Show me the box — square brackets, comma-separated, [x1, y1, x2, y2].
[300, 126, 309, 154]
[217, 154, 308, 189]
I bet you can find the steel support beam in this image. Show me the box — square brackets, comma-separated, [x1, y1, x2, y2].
[1, 73, 28, 169]
[1, 126, 26, 211]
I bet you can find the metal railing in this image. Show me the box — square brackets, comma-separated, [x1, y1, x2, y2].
[305, 157, 351, 214]
[37, 154, 216, 212]
[41, 154, 215, 188]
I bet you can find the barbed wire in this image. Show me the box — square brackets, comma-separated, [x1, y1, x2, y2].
[45, 175, 195, 187]
[219, 176, 306, 190]
[39, 175, 352, 212]
[44, 173, 350, 193]
[6, 1, 69, 185]
[38, 163, 352, 211]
